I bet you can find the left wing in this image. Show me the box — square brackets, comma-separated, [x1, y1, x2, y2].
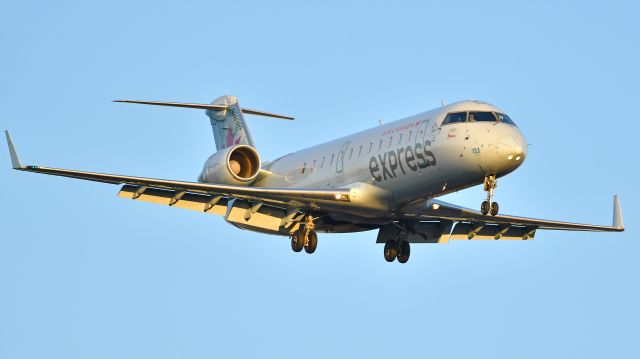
[411, 198, 624, 232]
[392, 196, 623, 243]
[377, 196, 624, 243]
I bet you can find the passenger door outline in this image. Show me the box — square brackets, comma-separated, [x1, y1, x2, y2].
[336, 141, 351, 173]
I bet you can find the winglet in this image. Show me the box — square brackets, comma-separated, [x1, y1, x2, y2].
[5, 130, 23, 169]
[613, 195, 624, 230]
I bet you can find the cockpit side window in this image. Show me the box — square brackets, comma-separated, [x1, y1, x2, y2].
[442, 112, 467, 125]
[469, 111, 496, 122]
[496, 113, 517, 127]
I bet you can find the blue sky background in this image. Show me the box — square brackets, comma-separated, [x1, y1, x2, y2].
[1, 0, 638, 358]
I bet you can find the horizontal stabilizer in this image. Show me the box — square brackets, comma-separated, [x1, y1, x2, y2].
[114, 99, 294, 120]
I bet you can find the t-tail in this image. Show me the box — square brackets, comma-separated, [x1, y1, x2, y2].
[207, 95, 253, 151]
[113, 95, 293, 151]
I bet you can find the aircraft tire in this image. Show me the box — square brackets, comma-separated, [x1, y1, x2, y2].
[291, 230, 305, 252]
[490, 202, 499, 216]
[481, 201, 490, 215]
[397, 241, 410, 264]
[384, 240, 398, 262]
[304, 231, 318, 254]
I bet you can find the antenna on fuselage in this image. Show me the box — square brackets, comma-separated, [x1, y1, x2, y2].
[378, 118, 384, 126]
[440, 99, 446, 107]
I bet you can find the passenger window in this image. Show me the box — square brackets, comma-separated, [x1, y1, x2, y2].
[442, 112, 467, 125]
[469, 111, 496, 122]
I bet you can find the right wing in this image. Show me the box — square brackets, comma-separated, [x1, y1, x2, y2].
[5, 131, 357, 233]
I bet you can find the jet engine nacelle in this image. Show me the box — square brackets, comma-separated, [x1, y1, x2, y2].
[199, 145, 261, 185]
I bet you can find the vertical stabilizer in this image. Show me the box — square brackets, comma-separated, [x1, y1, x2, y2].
[206, 95, 255, 151]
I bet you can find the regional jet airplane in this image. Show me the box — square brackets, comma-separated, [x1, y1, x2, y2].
[5, 96, 624, 263]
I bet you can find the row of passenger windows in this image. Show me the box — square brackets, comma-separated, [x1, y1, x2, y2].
[301, 130, 421, 173]
[442, 111, 517, 126]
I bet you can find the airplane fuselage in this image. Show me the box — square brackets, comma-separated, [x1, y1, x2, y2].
[202, 100, 528, 212]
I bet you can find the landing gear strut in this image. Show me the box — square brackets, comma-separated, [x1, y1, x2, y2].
[481, 175, 499, 216]
[291, 215, 318, 254]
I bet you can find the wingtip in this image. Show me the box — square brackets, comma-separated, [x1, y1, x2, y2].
[5, 130, 23, 169]
[613, 195, 624, 230]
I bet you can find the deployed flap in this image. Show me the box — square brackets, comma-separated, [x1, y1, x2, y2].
[448, 222, 536, 240]
[117, 185, 296, 234]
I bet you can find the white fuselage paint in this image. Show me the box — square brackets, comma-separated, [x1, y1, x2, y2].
[202, 100, 528, 211]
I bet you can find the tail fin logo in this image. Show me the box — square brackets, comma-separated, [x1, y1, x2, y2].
[208, 95, 255, 151]
[226, 127, 243, 147]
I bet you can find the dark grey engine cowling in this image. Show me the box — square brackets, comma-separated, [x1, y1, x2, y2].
[199, 145, 261, 185]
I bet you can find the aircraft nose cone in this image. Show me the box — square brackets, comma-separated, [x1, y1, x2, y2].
[496, 132, 527, 174]
[499, 136, 526, 160]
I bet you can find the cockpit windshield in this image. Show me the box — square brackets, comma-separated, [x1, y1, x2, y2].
[496, 113, 517, 126]
[442, 111, 518, 127]
[469, 111, 496, 122]
[442, 112, 467, 124]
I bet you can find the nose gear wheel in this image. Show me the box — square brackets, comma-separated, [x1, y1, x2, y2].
[481, 175, 499, 216]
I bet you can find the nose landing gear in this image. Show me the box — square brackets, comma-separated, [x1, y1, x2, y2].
[481, 175, 499, 216]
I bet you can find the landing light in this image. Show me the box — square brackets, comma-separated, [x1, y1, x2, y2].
[432, 203, 440, 210]
[335, 193, 342, 200]
[516, 156, 521, 161]
[507, 155, 513, 160]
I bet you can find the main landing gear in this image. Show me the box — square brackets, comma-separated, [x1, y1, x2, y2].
[383, 237, 410, 264]
[291, 215, 318, 254]
[481, 174, 499, 216]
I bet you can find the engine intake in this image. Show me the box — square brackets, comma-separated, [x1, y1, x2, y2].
[200, 145, 261, 185]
